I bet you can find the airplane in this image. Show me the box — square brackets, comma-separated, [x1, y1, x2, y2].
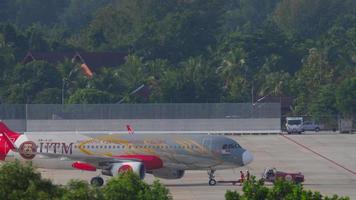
[0, 121, 253, 186]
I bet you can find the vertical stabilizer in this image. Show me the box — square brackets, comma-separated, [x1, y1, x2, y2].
[0, 121, 20, 160]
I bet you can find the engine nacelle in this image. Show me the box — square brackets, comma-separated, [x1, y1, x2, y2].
[102, 162, 145, 179]
[152, 168, 185, 179]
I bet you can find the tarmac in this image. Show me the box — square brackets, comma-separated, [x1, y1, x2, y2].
[40, 132, 356, 200]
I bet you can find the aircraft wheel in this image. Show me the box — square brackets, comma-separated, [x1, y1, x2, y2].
[90, 176, 104, 187]
[209, 179, 217, 186]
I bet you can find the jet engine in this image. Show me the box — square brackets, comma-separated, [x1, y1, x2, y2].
[102, 162, 145, 179]
[151, 168, 185, 179]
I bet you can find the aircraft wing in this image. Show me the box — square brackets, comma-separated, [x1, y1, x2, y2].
[35, 152, 162, 170]
[36, 152, 137, 167]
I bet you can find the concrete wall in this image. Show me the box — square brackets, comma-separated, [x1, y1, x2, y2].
[2, 119, 27, 132]
[25, 118, 281, 133]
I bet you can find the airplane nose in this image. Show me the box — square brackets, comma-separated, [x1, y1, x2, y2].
[242, 150, 253, 165]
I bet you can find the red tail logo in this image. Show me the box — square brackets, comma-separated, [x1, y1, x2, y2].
[0, 121, 20, 160]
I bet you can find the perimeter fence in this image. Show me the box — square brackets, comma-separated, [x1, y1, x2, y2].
[0, 103, 281, 133]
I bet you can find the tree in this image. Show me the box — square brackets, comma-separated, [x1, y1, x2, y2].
[226, 177, 350, 200]
[215, 47, 250, 102]
[25, 24, 50, 51]
[0, 161, 172, 200]
[321, 15, 356, 79]
[90, 67, 126, 101]
[0, 161, 60, 200]
[0, 32, 15, 81]
[59, 0, 112, 31]
[273, 0, 354, 39]
[336, 77, 356, 117]
[0, 23, 28, 59]
[258, 71, 292, 98]
[33, 88, 62, 104]
[309, 84, 338, 121]
[103, 172, 172, 200]
[293, 48, 334, 115]
[220, 0, 280, 33]
[10, 0, 69, 27]
[3, 61, 61, 103]
[61, 180, 102, 200]
[143, 58, 171, 102]
[176, 56, 222, 102]
[67, 88, 113, 104]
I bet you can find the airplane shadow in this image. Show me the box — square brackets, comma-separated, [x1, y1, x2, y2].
[165, 183, 241, 187]
[166, 182, 356, 187]
[303, 183, 355, 186]
[165, 183, 210, 187]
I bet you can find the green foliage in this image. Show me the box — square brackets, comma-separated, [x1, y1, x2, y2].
[10, 0, 68, 27]
[0, 0, 355, 117]
[336, 77, 356, 117]
[309, 84, 338, 121]
[59, 0, 112, 31]
[103, 172, 171, 200]
[226, 177, 350, 200]
[61, 180, 102, 200]
[0, 161, 60, 200]
[67, 88, 113, 104]
[33, 88, 62, 104]
[0, 161, 171, 200]
[293, 48, 335, 115]
[2, 61, 61, 103]
[273, 0, 355, 39]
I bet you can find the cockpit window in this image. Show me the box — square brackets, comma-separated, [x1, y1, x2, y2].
[222, 143, 241, 149]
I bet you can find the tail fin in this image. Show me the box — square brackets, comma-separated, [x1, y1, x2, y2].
[0, 121, 20, 160]
[126, 124, 134, 135]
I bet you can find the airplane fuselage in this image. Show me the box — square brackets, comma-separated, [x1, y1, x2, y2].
[5, 132, 250, 171]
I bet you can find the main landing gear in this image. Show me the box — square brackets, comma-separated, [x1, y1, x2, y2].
[208, 170, 216, 186]
[90, 176, 104, 187]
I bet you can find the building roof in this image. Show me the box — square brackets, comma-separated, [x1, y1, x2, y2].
[23, 51, 74, 64]
[72, 52, 127, 71]
[22, 51, 127, 73]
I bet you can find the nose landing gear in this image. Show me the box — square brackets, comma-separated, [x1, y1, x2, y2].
[90, 176, 104, 186]
[208, 170, 216, 186]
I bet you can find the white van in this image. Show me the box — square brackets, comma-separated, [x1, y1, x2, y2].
[286, 117, 303, 134]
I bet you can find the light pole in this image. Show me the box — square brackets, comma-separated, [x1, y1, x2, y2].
[61, 78, 65, 104]
[252, 90, 274, 106]
[117, 84, 146, 104]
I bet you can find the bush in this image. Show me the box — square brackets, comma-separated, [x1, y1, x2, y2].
[0, 161, 171, 200]
[60, 180, 103, 200]
[103, 172, 171, 200]
[226, 177, 350, 200]
[0, 161, 60, 200]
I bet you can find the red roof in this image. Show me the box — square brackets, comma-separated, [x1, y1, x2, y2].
[22, 51, 127, 73]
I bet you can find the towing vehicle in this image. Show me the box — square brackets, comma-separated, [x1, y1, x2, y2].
[262, 167, 304, 184]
